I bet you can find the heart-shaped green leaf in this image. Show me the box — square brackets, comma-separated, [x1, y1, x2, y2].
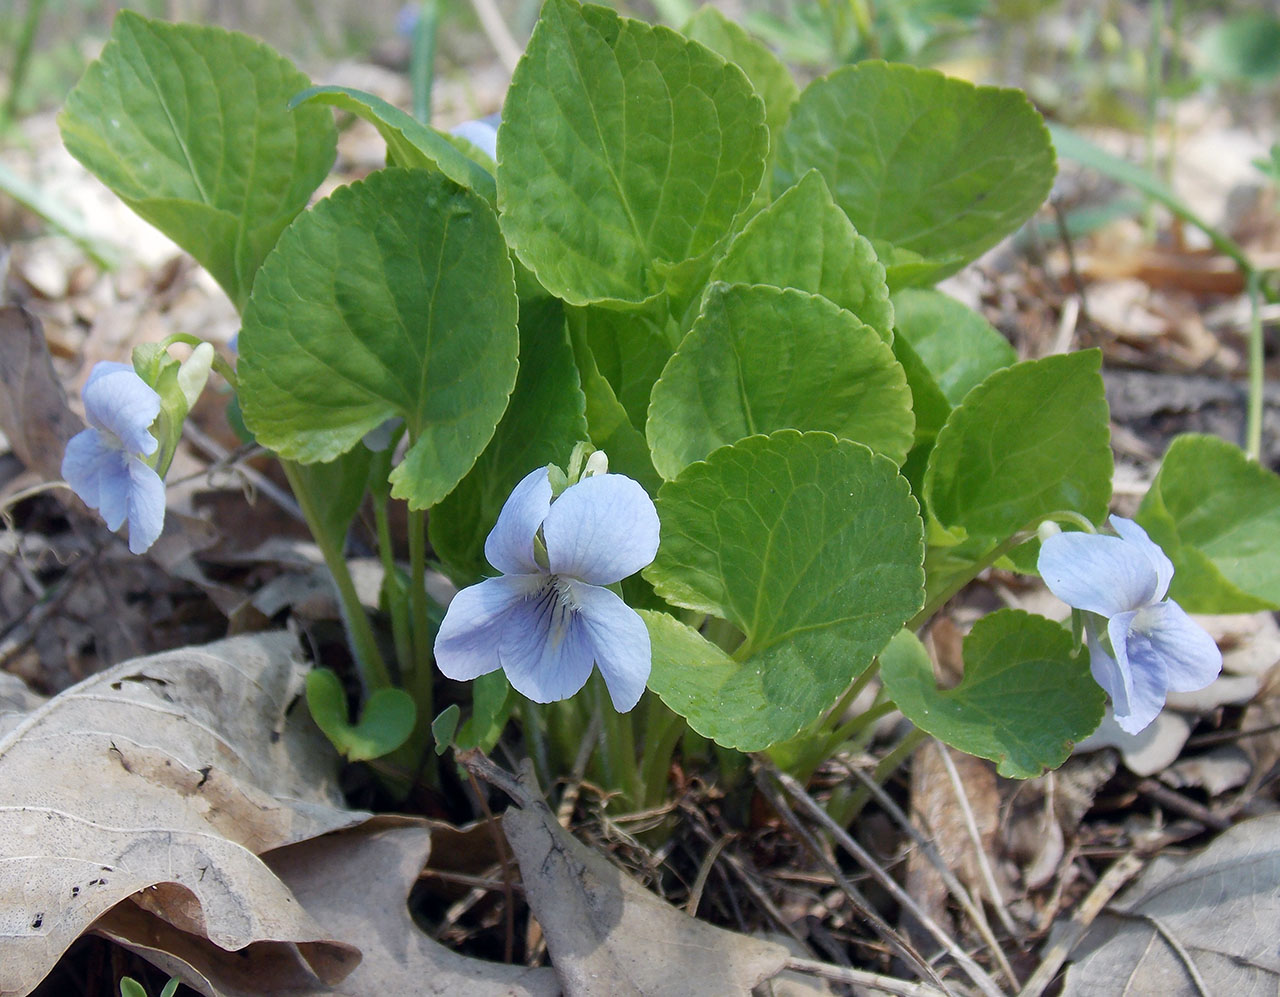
[305, 669, 417, 763]
[1136, 434, 1280, 612]
[925, 350, 1112, 542]
[237, 168, 519, 509]
[498, 0, 768, 306]
[292, 85, 497, 202]
[647, 284, 913, 479]
[681, 6, 799, 156]
[892, 289, 1017, 404]
[59, 12, 337, 311]
[644, 431, 924, 749]
[879, 611, 1105, 778]
[430, 298, 588, 585]
[709, 171, 894, 339]
[774, 61, 1055, 287]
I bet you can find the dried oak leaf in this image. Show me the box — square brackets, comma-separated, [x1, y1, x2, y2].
[0, 633, 366, 996]
[498, 762, 790, 997]
[1064, 813, 1280, 994]
[95, 818, 561, 996]
[0, 305, 81, 482]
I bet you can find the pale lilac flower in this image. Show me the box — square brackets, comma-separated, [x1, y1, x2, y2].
[1038, 515, 1221, 735]
[434, 465, 659, 711]
[61, 362, 165, 555]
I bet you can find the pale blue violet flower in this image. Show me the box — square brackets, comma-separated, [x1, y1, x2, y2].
[1038, 515, 1221, 735]
[434, 465, 659, 711]
[61, 362, 165, 555]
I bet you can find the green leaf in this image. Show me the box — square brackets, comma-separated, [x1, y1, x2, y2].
[456, 670, 515, 753]
[647, 283, 914, 479]
[680, 5, 799, 155]
[1198, 13, 1280, 83]
[305, 669, 417, 762]
[879, 612, 1105, 779]
[892, 288, 1016, 405]
[498, 0, 768, 306]
[566, 308, 662, 494]
[431, 704, 460, 755]
[891, 330, 950, 448]
[292, 85, 497, 202]
[59, 11, 336, 311]
[430, 298, 588, 585]
[925, 350, 1112, 541]
[119, 980, 146, 997]
[1136, 434, 1280, 612]
[774, 61, 1055, 287]
[709, 170, 894, 339]
[645, 431, 924, 749]
[238, 168, 519, 509]
[580, 304, 678, 428]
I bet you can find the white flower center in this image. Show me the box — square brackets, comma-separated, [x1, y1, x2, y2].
[529, 575, 580, 649]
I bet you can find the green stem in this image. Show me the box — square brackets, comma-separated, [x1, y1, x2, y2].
[1247, 270, 1265, 463]
[3, 0, 45, 125]
[593, 675, 640, 806]
[406, 506, 434, 720]
[822, 699, 896, 757]
[282, 461, 391, 691]
[410, 0, 439, 123]
[910, 529, 1030, 630]
[639, 696, 686, 809]
[374, 497, 413, 673]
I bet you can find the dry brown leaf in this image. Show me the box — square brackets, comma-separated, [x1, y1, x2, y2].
[0, 305, 82, 482]
[0, 632, 368, 996]
[95, 818, 562, 996]
[497, 762, 789, 997]
[1063, 813, 1280, 994]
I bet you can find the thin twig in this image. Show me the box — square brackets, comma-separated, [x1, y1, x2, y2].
[1017, 852, 1144, 997]
[555, 712, 601, 828]
[754, 767, 953, 994]
[785, 958, 951, 997]
[467, 0, 522, 71]
[932, 741, 1022, 944]
[1135, 778, 1231, 831]
[766, 765, 1007, 997]
[1145, 914, 1212, 996]
[840, 757, 1017, 987]
[686, 832, 731, 917]
[180, 421, 304, 521]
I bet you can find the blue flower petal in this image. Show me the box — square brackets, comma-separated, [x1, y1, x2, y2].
[567, 580, 651, 712]
[484, 467, 552, 576]
[1110, 516, 1174, 602]
[1108, 609, 1171, 734]
[1038, 531, 1160, 617]
[1136, 601, 1222, 693]
[81, 363, 160, 456]
[434, 574, 540, 680]
[499, 585, 596, 703]
[1085, 625, 1132, 718]
[62, 428, 118, 511]
[94, 449, 134, 532]
[126, 455, 166, 553]
[544, 473, 659, 585]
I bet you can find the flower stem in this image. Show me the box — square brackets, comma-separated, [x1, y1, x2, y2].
[638, 695, 686, 809]
[282, 460, 391, 691]
[374, 496, 413, 675]
[406, 505, 434, 719]
[592, 674, 640, 806]
[1247, 270, 1265, 463]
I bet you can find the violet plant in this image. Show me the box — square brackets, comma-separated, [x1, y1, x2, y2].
[54, 3, 1280, 807]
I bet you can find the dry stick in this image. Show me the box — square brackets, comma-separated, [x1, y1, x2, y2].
[1135, 778, 1231, 831]
[181, 421, 304, 521]
[931, 741, 1023, 944]
[555, 712, 601, 828]
[686, 832, 732, 918]
[467, 0, 522, 71]
[1016, 852, 1144, 997]
[1143, 914, 1212, 997]
[466, 768, 519, 965]
[840, 757, 1018, 988]
[753, 768, 953, 995]
[785, 958, 951, 997]
[767, 765, 1007, 997]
